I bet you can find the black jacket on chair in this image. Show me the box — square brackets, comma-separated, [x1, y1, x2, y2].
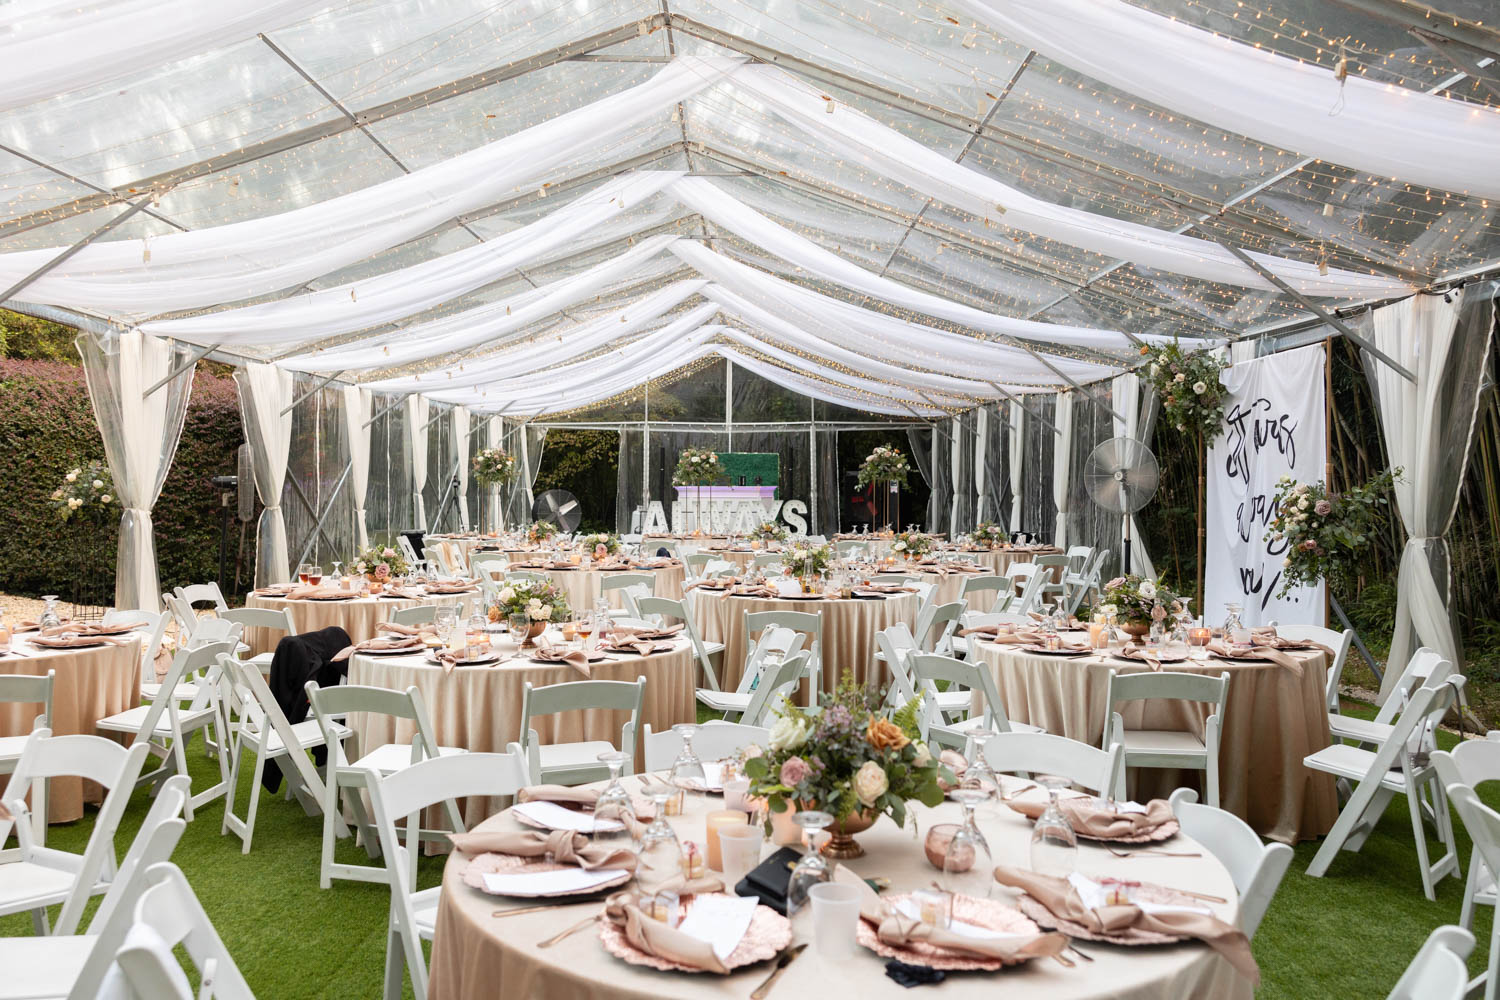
[261, 625, 351, 791]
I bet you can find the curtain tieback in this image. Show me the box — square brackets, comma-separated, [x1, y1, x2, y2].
[263, 502, 283, 514]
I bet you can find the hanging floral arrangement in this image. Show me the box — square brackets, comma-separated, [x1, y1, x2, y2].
[856, 445, 911, 489]
[471, 447, 519, 488]
[1142, 340, 1231, 441]
[1267, 469, 1398, 597]
[672, 447, 723, 486]
[51, 460, 116, 523]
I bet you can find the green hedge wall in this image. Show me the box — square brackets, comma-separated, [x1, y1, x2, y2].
[0, 359, 247, 601]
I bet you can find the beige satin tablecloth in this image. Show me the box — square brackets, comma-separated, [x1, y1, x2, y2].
[347, 632, 696, 827]
[0, 633, 142, 822]
[505, 564, 686, 612]
[427, 775, 1248, 1000]
[940, 545, 1058, 575]
[973, 640, 1336, 844]
[244, 589, 472, 656]
[687, 591, 918, 692]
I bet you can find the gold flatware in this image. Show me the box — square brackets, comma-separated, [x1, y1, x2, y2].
[750, 943, 807, 999]
[490, 901, 591, 918]
[538, 913, 599, 948]
[1051, 952, 1076, 968]
[1066, 941, 1095, 963]
[1104, 846, 1202, 858]
[1167, 887, 1229, 904]
[1001, 782, 1037, 800]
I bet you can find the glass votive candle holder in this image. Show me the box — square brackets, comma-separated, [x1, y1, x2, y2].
[1189, 627, 1212, 661]
[644, 890, 680, 926]
[910, 887, 953, 929]
[722, 776, 751, 813]
[718, 825, 763, 892]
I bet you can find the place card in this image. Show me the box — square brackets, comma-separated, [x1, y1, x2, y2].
[678, 894, 757, 961]
[511, 800, 624, 833]
[482, 868, 629, 896]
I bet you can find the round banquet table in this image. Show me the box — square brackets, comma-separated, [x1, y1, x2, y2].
[972, 638, 1337, 844]
[504, 563, 687, 611]
[686, 590, 918, 692]
[243, 587, 476, 656]
[0, 631, 142, 822]
[426, 774, 1249, 1000]
[345, 630, 696, 827]
[940, 545, 1058, 575]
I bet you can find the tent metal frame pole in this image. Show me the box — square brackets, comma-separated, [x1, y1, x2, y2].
[1013, 347, 1125, 424]
[0, 196, 154, 303]
[1324, 0, 1500, 62]
[724, 357, 733, 451]
[0, 142, 187, 233]
[141, 341, 220, 399]
[281, 370, 346, 415]
[984, 380, 1061, 436]
[293, 462, 353, 567]
[361, 393, 409, 428]
[1406, 28, 1500, 100]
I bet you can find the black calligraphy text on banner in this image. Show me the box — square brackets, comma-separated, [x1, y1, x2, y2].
[1223, 397, 1298, 611]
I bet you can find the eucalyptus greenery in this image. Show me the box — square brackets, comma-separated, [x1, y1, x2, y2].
[1268, 469, 1399, 597]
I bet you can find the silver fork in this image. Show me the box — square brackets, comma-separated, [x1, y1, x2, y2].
[1104, 846, 1202, 858]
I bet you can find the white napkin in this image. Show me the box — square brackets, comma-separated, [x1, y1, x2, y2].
[892, 899, 1029, 942]
[1067, 872, 1210, 917]
[773, 579, 802, 597]
[482, 868, 628, 896]
[511, 800, 624, 834]
[1113, 801, 1149, 815]
[701, 760, 725, 792]
[678, 894, 757, 961]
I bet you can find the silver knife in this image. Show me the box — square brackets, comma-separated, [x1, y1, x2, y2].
[750, 943, 807, 999]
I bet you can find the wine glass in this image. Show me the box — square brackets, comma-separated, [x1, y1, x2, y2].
[38, 596, 62, 629]
[433, 605, 459, 647]
[959, 740, 1000, 821]
[297, 563, 312, 585]
[786, 810, 834, 916]
[331, 560, 344, 580]
[669, 724, 707, 814]
[1029, 775, 1078, 876]
[592, 751, 636, 852]
[638, 788, 682, 884]
[943, 787, 995, 900]
[307, 564, 324, 586]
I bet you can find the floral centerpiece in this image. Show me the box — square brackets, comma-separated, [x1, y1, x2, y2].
[353, 544, 410, 588]
[752, 520, 788, 544]
[471, 447, 519, 488]
[1267, 469, 1398, 598]
[890, 530, 934, 559]
[781, 542, 832, 590]
[743, 680, 951, 859]
[51, 460, 116, 523]
[673, 447, 723, 534]
[578, 531, 622, 557]
[1100, 573, 1181, 636]
[1142, 340, 1230, 439]
[491, 578, 571, 645]
[856, 444, 911, 489]
[972, 521, 1008, 548]
[526, 520, 558, 545]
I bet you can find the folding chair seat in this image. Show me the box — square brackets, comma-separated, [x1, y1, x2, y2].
[1105, 668, 1230, 808]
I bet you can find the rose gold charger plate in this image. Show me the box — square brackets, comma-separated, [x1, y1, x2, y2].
[598, 893, 791, 973]
[460, 853, 631, 898]
[856, 893, 1046, 971]
[1016, 880, 1202, 945]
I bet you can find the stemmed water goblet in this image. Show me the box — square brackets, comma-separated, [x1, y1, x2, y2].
[668, 724, 707, 815]
[638, 787, 682, 883]
[786, 810, 834, 917]
[943, 787, 995, 899]
[592, 750, 636, 852]
[1028, 775, 1078, 876]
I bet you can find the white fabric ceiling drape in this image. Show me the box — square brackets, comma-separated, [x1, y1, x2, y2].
[951, 0, 1500, 203]
[730, 64, 1409, 298]
[76, 330, 195, 612]
[453, 405, 471, 532]
[233, 363, 295, 586]
[406, 395, 430, 531]
[1052, 392, 1075, 549]
[1364, 289, 1494, 699]
[341, 385, 372, 550]
[1008, 402, 1025, 533]
[1111, 373, 1157, 579]
[974, 406, 989, 525]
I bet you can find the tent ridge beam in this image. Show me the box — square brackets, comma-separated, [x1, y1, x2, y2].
[1324, 0, 1500, 62]
[985, 380, 1062, 436]
[1, 195, 155, 303]
[141, 340, 219, 398]
[0, 142, 188, 233]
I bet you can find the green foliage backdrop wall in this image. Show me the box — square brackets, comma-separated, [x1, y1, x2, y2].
[0, 359, 247, 600]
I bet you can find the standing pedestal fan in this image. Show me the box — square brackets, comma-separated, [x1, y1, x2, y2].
[1084, 437, 1159, 574]
[532, 489, 583, 534]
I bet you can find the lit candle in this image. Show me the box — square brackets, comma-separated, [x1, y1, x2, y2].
[705, 810, 747, 870]
[1086, 620, 1107, 649]
[1189, 627, 1212, 647]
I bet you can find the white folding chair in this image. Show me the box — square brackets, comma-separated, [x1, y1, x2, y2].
[874, 625, 970, 720]
[959, 575, 1010, 614]
[738, 652, 813, 729]
[172, 582, 228, 615]
[910, 653, 1042, 750]
[1274, 624, 1354, 716]
[1331, 646, 1448, 746]
[1387, 924, 1474, 1000]
[980, 731, 1125, 799]
[365, 753, 529, 1000]
[109, 862, 256, 1000]
[744, 610, 821, 709]
[504, 570, 549, 586]
[217, 655, 350, 854]
[390, 604, 438, 627]
[1011, 564, 1052, 616]
[637, 595, 725, 695]
[1166, 787, 1291, 938]
[641, 722, 771, 772]
[0, 670, 52, 844]
[753, 552, 785, 570]
[397, 534, 420, 567]
[95, 641, 235, 822]
[306, 682, 466, 889]
[601, 572, 655, 613]
[1304, 674, 1464, 899]
[104, 608, 171, 694]
[469, 551, 508, 585]
[0, 730, 148, 934]
[1433, 737, 1500, 999]
[510, 676, 646, 785]
[1104, 669, 1229, 808]
[695, 625, 805, 720]
[220, 606, 294, 678]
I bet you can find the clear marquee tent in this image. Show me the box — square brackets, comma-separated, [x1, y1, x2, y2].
[1, 0, 1497, 690]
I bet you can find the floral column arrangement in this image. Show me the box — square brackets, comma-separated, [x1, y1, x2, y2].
[856, 445, 912, 530]
[471, 447, 519, 533]
[673, 447, 723, 534]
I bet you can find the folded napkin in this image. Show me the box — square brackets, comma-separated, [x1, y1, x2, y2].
[609, 624, 683, 642]
[837, 867, 1065, 963]
[332, 636, 424, 662]
[1208, 641, 1300, 672]
[1006, 797, 1176, 840]
[606, 637, 675, 656]
[992, 866, 1257, 983]
[638, 558, 680, 568]
[729, 586, 778, 598]
[251, 585, 296, 597]
[287, 585, 354, 601]
[12, 618, 71, 633]
[449, 827, 637, 871]
[957, 624, 1029, 640]
[1113, 645, 1185, 670]
[28, 633, 130, 648]
[529, 645, 592, 676]
[377, 621, 436, 638]
[858, 584, 916, 594]
[378, 586, 422, 600]
[424, 581, 478, 595]
[602, 888, 733, 973]
[685, 578, 737, 591]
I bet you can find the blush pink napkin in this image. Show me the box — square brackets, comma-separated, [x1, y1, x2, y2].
[332, 637, 424, 662]
[601, 884, 732, 973]
[287, 585, 354, 601]
[377, 621, 435, 638]
[28, 633, 129, 648]
[449, 828, 637, 871]
[529, 645, 593, 677]
[1209, 641, 1301, 673]
[1005, 797, 1177, 840]
[609, 624, 683, 642]
[1113, 646, 1188, 670]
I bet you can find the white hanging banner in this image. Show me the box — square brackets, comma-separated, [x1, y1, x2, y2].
[1205, 345, 1325, 627]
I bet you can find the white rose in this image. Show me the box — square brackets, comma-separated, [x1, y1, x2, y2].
[892, 541, 906, 551]
[853, 760, 889, 807]
[1283, 558, 1292, 567]
[527, 597, 542, 608]
[767, 715, 808, 752]
[1174, 373, 1186, 383]
[1297, 499, 1309, 511]
[92, 479, 104, 489]
[1149, 363, 1159, 377]
[912, 742, 932, 767]
[499, 587, 515, 603]
[1192, 381, 1207, 395]
[1139, 580, 1156, 599]
[68, 497, 81, 509]
[100, 494, 111, 503]
[65, 471, 77, 482]
[532, 605, 553, 621]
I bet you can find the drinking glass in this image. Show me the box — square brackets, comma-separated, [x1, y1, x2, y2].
[507, 612, 530, 647]
[434, 606, 459, 647]
[718, 824, 763, 892]
[959, 741, 1000, 821]
[638, 788, 682, 884]
[38, 596, 62, 629]
[331, 560, 344, 580]
[808, 882, 862, 958]
[786, 810, 834, 917]
[307, 564, 324, 586]
[592, 751, 636, 852]
[669, 724, 708, 814]
[1029, 775, 1078, 876]
[943, 787, 995, 900]
[297, 564, 312, 585]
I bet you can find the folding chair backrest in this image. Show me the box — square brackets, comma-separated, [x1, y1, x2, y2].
[960, 575, 1010, 601]
[390, 604, 437, 627]
[162, 593, 196, 636]
[182, 616, 242, 650]
[1105, 669, 1230, 746]
[876, 625, 919, 706]
[1277, 625, 1353, 711]
[1362, 675, 1465, 780]
[745, 610, 820, 697]
[1444, 785, 1500, 919]
[915, 600, 966, 653]
[911, 653, 1012, 738]
[219, 655, 328, 800]
[601, 572, 655, 594]
[1167, 787, 1291, 939]
[220, 606, 294, 637]
[741, 651, 812, 728]
[505, 570, 549, 585]
[1012, 568, 1051, 615]
[106, 611, 171, 682]
[1064, 545, 1093, 572]
[642, 722, 771, 771]
[741, 626, 805, 695]
[1433, 737, 1500, 793]
[307, 683, 441, 769]
[1007, 562, 1038, 583]
[520, 676, 647, 774]
[981, 731, 1125, 799]
[116, 863, 255, 1000]
[962, 611, 1031, 630]
[174, 583, 228, 613]
[397, 534, 420, 566]
[637, 596, 719, 691]
[835, 540, 867, 558]
[871, 574, 917, 585]
[1375, 647, 1451, 725]
[754, 552, 784, 569]
[684, 552, 715, 574]
[0, 669, 53, 731]
[1386, 925, 1474, 1000]
[469, 551, 509, 583]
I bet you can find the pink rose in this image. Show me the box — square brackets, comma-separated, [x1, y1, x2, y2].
[594, 543, 608, 558]
[374, 562, 391, 580]
[1104, 577, 1126, 590]
[1150, 603, 1168, 621]
[1314, 500, 1332, 516]
[382, 547, 396, 558]
[1301, 539, 1318, 551]
[780, 756, 809, 787]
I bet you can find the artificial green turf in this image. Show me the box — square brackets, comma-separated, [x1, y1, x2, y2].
[2, 700, 1492, 998]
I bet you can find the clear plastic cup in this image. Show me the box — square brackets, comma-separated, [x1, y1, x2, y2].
[718, 825, 763, 892]
[808, 882, 862, 958]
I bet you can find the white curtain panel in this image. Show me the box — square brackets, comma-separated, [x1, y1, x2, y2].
[1365, 290, 1493, 699]
[730, 63, 1409, 298]
[0, 56, 740, 317]
[406, 394, 430, 531]
[949, 415, 963, 537]
[1110, 373, 1156, 579]
[974, 405, 989, 524]
[1008, 401, 1025, 532]
[453, 405, 471, 531]
[1052, 392, 1074, 548]
[76, 330, 195, 612]
[950, 0, 1500, 203]
[341, 385, 372, 550]
[233, 362, 295, 587]
[0, 0, 321, 113]
[486, 415, 504, 532]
